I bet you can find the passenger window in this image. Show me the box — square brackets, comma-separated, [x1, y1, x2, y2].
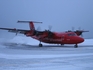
[68, 33, 76, 36]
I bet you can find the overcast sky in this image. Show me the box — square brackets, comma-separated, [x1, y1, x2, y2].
[0, 0, 93, 38]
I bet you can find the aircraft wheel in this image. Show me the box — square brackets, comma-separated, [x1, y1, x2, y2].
[61, 44, 64, 46]
[74, 44, 78, 48]
[39, 43, 43, 47]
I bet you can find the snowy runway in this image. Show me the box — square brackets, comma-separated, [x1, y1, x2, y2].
[0, 36, 93, 70]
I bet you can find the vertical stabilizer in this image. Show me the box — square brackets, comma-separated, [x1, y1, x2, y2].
[17, 21, 42, 35]
[29, 22, 35, 30]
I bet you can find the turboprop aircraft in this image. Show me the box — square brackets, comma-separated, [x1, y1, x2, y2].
[0, 21, 89, 48]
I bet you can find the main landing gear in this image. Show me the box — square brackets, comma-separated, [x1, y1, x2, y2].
[39, 41, 43, 47]
[39, 43, 43, 47]
[61, 44, 64, 46]
[74, 44, 78, 48]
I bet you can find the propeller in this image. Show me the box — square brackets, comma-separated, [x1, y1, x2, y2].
[76, 27, 84, 37]
[74, 27, 89, 37]
[66, 27, 75, 32]
[48, 25, 52, 31]
[33, 25, 54, 38]
[46, 25, 54, 38]
[36, 26, 41, 31]
[33, 26, 42, 36]
[67, 27, 89, 37]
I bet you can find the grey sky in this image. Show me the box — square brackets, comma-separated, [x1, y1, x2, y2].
[0, 0, 93, 38]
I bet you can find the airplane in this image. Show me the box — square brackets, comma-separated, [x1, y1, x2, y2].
[0, 21, 89, 48]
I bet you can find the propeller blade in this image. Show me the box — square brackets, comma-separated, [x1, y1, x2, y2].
[48, 25, 52, 31]
[36, 26, 41, 31]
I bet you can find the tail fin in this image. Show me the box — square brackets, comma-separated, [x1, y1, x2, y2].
[17, 21, 42, 30]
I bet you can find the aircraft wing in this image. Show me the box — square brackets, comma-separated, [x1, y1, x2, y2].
[0, 27, 55, 38]
[0, 27, 29, 34]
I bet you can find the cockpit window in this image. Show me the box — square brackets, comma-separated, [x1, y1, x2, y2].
[67, 33, 76, 36]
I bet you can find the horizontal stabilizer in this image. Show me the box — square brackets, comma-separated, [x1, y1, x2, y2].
[17, 21, 42, 23]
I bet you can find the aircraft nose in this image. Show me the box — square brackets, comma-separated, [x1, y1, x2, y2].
[78, 37, 84, 43]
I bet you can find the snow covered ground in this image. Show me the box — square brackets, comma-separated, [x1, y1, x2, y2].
[0, 36, 93, 70]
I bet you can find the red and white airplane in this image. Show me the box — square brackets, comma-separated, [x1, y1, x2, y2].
[0, 21, 89, 48]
